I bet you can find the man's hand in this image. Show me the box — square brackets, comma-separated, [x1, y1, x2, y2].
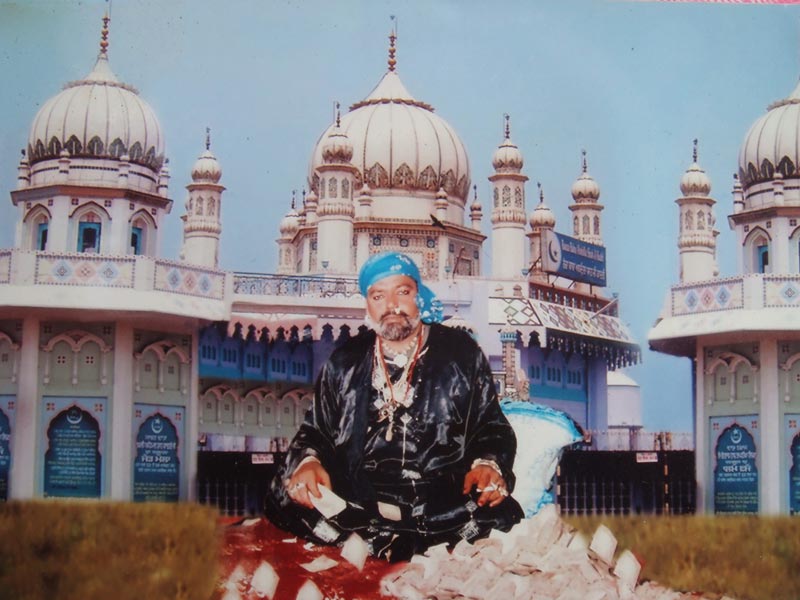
[284, 460, 331, 509]
[463, 465, 509, 508]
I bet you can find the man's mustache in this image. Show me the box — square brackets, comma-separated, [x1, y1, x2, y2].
[381, 308, 410, 321]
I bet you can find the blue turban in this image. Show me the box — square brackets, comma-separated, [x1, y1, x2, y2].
[358, 252, 443, 324]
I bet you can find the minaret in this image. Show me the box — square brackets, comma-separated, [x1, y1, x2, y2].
[527, 183, 556, 284]
[677, 139, 717, 283]
[181, 129, 225, 268]
[569, 150, 604, 246]
[489, 115, 528, 279]
[277, 192, 299, 275]
[469, 185, 483, 231]
[315, 104, 356, 274]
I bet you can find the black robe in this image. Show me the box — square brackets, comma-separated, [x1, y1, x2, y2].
[264, 323, 522, 561]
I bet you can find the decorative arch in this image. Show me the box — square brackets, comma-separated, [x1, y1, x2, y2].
[129, 209, 157, 256]
[780, 352, 800, 403]
[70, 201, 111, 254]
[705, 351, 758, 404]
[133, 340, 190, 394]
[41, 329, 112, 386]
[279, 388, 307, 428]
[0, 331, 20, 383]
[393, 163, 415, 189]
[743, 227, 771, 274]
[790, 225, 800, 273]
[23, 205, 52, 251]
[418, 166, 438, 191]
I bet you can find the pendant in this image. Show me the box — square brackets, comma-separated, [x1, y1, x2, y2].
[390, 353, 409, 368]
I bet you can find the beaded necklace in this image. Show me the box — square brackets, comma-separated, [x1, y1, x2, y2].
[372, 327, 424, 442]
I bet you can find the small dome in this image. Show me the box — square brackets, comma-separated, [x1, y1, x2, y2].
[28, 48, 164, 174]
[321, 123, 354, 164]
[279, 204, 300, 236]
[529, 201, 556, 228]
[739, 79, 800, 188]
[436, 186, 448, 200]
[571, 152, 600, 202]
[680, 161, 711, 196]
[192, 148, 222, 183]
[492, 137, 524, 173]
[471, 197, 482, 212]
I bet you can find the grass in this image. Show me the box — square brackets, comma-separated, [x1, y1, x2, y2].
[565, 514, 800, 600]
[0, 501, 220, 600]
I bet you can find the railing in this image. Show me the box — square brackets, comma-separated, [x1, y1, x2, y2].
[0, 248, 227, 300]
[670, 273, 800, 317]
[582, 429, 694, 451]
[196, 447, 696, 517]
[557, 450, 696, 516]
[233, 272, 361, 298]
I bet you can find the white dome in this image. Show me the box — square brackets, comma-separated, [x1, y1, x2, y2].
[739, 79, 800, 188]
[606, 370, 640, 388]
[279, 205, 300, 236]
[492, 137, 524, 173]
[680, 161, 711, 196]
[322, 123, 354, 164]
[571, 171, 600, 202]
[192, 148, 222, 183]
[529, 201, 556, 228]
[28, 52, 165, 174]
[308, 70, 471, 201]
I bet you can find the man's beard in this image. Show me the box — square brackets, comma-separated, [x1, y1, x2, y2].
[365, 311, 421, 341]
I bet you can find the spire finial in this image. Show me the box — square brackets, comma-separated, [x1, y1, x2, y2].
[504, 114, 510, 140]
[388, 16, 397, 72]
[205, 127, 211, 151]
[99, 12, 110, 56]
[473, 184, 478, 200]
[581, 149, 588, 173]
[291, 189, 296, 210]
[693, 138, 698, 163]
[537, 181, 543, 203]
[335, 101, 341, 128]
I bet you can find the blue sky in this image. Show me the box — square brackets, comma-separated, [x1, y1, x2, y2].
[0, 0, 797, 432]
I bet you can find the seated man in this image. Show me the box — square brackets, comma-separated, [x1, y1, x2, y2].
[265, 252, 522, 561]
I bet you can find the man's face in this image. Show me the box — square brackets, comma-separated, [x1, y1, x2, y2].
[365, 274, 421, 342]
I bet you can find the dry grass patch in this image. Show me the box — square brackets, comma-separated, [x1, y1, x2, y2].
[0, 501, 220, 600]
[566, 514, 800, 600]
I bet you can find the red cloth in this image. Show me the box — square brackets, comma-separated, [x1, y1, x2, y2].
[216, 518, 404, 599]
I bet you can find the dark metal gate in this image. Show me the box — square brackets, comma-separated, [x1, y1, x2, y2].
[556, 450, 695, 515]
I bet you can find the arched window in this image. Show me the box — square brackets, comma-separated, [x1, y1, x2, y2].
[195, 197, 204, 215]
[502, 186, 511, 206]
[319, 178, 326, 199]
[493, 188, 499, 208]
[685, 210, 693, 230]
[593, 215, 600, 236]
[329, 177, 338, 198]
[582, 215, 590, 235]
[130, 217, 146, 255]
[207, 198, 216, 217]
[697, 210, 705, 230]
[757, 243, 769, 273]
[514, 187, 523, 208]
[25, 207, 52, 252]
[573, 216, 579, 236]
[78, 212, 101, 253]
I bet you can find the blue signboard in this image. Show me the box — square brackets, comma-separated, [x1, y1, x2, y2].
[133, 405, 182, 502]
[541, 230, 606, 287]
[713, 422, 758, 514]
[0, 408, 10, 501]
[44, 405, 101, 498]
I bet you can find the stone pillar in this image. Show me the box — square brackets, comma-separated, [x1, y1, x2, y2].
[110, 322, 134, 500]
[10, 317, 39, 498]
[759, 338, 781, 514]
